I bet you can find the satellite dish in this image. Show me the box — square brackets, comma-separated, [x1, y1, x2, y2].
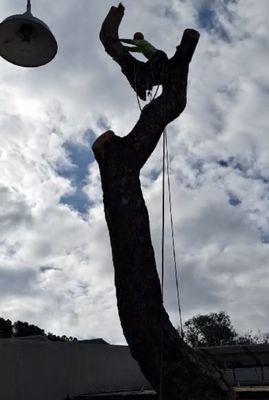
[0, 0, 57, 67]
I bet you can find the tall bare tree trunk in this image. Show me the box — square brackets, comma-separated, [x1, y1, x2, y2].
[93, 4, 233, 400]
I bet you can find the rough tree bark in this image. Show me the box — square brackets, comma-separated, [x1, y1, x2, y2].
[93, 4, 234, 400]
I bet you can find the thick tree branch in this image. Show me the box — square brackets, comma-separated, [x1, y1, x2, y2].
[93, 4, 234, 400]
[99, 3, 149, 100]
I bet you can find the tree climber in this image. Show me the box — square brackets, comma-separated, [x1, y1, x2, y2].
[119, 32, 168, 100]
[120, 31, 168, 68]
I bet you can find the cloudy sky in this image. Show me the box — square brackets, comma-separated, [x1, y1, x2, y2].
[0, 0, 268, 344]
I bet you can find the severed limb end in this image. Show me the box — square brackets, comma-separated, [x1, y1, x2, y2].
[174, 29, 200, 64]
[92, 130, 116, 162]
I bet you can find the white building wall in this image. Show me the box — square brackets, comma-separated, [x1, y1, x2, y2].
[0, 339, 151, 400]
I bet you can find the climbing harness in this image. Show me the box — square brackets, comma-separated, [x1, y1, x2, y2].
[135, 85, 160, 111]
[133, 64, 143, 111]
[148, 84, 160, 102]
[133, 63, 160, 111]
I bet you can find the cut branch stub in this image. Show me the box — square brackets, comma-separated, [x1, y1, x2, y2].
[99, 3, 148, 99]
[172, 28, 200, 63]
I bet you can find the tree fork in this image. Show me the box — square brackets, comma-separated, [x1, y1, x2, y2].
[93, 4, 234, 400]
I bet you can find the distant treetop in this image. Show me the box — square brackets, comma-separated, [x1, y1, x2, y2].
[183, 311, 269, 347]
[0, 317, 77, 342]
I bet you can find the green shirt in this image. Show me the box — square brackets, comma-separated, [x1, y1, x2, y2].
[120, 39, 158, 60]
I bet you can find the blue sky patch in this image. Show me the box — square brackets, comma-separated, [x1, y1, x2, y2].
[228, 192, 241, 207]
[218, 157, 269, 185]
[218, 157, 248, 173]
[218, 159, 229, 168]
[260, 229, 269, 244]
[58, 130, 95, 214]
[197, 5, 216, 32]
[196, 2, 231, 42]
[97, 115, 111, 132]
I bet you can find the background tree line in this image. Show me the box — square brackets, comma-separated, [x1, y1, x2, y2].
[183, 311, 269, 347]
[1, 311, 268, 346]
[0, 317, 77, 341]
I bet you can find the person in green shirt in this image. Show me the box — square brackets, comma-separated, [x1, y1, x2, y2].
[119, 32, 168, 100]
[120, 32, 167, 63]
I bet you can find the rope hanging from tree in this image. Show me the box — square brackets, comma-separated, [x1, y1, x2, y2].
[159, 129, 184, 400]
[164, 132, 184, 337]
[134, 93, 184, 333]
[133, 91, 184, 398]
[133, 78, 184, 333]
[134, 73, 184, 399]
[133, 63, 184, 329]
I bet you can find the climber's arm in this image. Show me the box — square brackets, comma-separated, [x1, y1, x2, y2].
[123, 46, 141, 53]
[119, 38, 135, 44]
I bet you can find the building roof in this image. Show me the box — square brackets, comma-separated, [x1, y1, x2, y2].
[197, 344, 269, 368]
[196, 344, 269, 387]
